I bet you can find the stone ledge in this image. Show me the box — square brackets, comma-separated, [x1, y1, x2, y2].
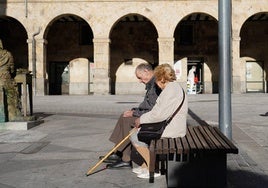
[0, 119, 44, 130]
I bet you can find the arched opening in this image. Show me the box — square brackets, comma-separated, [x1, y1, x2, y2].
[44, 14, 93, 95]
[0, 16, 28, 70]
[109, 14, 158, 95]
[174, 13, 218, 94]
[240, 12, 268, 93]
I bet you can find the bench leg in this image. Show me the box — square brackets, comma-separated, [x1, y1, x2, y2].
[160, 155, 166, 175]
[167, 153, 227, 187]
[149, 149, 156, 183]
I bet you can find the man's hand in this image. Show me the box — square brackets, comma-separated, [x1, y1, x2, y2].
[123, 110, 134, 117]
[135, 118, 140, 128]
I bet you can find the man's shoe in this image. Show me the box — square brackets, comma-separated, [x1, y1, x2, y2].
[106, 160, 132, 169]
[99, 153, 121, 163]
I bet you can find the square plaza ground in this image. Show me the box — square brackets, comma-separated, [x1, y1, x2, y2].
[0, 94, 267, 188]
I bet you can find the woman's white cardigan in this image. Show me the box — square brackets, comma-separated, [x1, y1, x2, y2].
[140, 82, 188, 138]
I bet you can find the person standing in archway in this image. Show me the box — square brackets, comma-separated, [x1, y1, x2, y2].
[187, 66, 196, 94]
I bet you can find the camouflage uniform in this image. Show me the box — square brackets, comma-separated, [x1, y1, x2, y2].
[0, 40, 21, 121]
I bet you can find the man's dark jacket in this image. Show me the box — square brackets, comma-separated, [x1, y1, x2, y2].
[132, 76, 161, 117]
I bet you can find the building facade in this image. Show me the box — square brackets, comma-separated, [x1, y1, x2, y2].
[0, 0, 267, 95]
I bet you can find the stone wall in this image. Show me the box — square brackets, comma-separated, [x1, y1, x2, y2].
[0, 0, 267, 95]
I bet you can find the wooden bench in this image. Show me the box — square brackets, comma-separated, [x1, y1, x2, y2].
[148, 125, 239, 187]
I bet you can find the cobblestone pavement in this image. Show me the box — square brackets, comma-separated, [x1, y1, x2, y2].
[0, 94, 267, 188]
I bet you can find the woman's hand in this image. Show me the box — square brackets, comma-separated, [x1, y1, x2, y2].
[135, 118, 141, 128]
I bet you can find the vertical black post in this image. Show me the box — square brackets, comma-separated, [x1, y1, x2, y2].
[218, 0, 232, 139]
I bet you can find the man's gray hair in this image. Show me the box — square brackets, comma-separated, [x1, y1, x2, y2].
[135, 63, 153, 72]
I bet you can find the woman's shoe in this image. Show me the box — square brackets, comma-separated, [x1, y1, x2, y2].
[132, 166, 147, 174]
[137, 169, 161, 179]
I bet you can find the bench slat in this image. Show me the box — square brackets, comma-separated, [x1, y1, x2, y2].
[150, 139, 156, 152]
[205, 126, 231, 150]
[175, 137, 183, 154]
[198, 126, 218, 150]
[213, 127, 239, 154]
[193, 126, 210, 150]
[185, 128, 197, 152]
[181, 135, 190, 153]
[187, 126, 204, 150]
[207, 126, 238, 153]
[162, 138, 169, 154]
[154, 139, 163, 154]
[203, 126, 226, 150]
[168, 138, 176, 153]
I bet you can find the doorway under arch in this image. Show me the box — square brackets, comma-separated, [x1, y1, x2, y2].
[240, 12, 268, 93]
[109, 14, 158, 94]
[44, 14, 93, 95]
[174, 12, 218, 94]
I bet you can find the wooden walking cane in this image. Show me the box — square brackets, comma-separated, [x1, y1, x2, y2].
[86, 128, 136, 176]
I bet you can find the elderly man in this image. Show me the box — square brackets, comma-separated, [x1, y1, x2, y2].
[102, 63, 161, 169]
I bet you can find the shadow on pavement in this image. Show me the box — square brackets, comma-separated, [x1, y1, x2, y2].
[259, 112, 268, 117]
[227, 169, 268, 188]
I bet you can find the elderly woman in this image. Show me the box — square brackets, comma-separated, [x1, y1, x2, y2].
[130, 63, 188, 179]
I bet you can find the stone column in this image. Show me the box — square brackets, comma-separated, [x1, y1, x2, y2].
[27, 38, 48, 96]
[232, 30, 243, 93]
[93, 38, 110, 94]
[180, 57, 188, 89]
[158, 37, 174, 65]
[203, 62, 213, 94]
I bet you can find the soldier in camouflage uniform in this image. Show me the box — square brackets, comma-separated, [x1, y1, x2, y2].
[0, 39, 22, 121]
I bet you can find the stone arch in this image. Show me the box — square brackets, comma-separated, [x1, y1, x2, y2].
[109, 13, 158, 94]
[88, 8, 159, 38]
[240, 12, 268, 93]
[0, 16, 28, 69]
[173, 12, 218, 94]
[240, 12, 268, 60]
[44, 14, 93, 95]
[115, 58, 148, 94]
[235, 10, 268, 33]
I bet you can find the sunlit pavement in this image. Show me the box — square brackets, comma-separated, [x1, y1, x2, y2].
[0, 93, 267, 188]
